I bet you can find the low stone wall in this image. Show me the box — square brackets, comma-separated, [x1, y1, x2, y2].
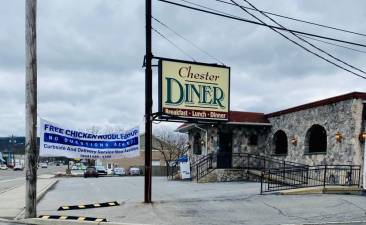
[198, 169, 260, 183]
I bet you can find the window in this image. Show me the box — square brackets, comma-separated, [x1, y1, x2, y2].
[193, 133, 202, 155]
[248, 134, 258, 146]
[273, 130, 288, 155]
[152, 160, 161, 166]
[305, 124, 327, 153]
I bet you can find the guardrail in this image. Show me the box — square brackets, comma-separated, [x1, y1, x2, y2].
[260, 165, 361, 194]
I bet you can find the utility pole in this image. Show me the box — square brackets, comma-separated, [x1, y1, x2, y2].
[25, 0, 38, 218]
[144, 0, 153, 203]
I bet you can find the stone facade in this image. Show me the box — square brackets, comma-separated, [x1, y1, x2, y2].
[266, 98, 365, 166]
[187, 125, 270, 164]
[182, 93, 366, 182]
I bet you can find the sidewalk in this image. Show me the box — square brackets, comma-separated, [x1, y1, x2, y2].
[0, 178, 58, 219]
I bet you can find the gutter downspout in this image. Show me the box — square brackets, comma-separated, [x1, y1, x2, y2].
[194, 125, 208, 155]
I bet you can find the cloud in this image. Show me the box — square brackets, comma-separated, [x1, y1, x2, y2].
[0, 0, 365, 136]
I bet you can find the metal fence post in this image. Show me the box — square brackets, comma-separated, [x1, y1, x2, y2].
[323, 165, 327, 189]
[260, 172, 264, 195]
[196, 165, 199, 182]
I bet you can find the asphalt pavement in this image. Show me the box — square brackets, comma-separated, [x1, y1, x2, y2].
[37, 177, 366, 225]
[0, 166, 66, 193]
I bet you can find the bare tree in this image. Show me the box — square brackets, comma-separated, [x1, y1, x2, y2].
[154, 128, 188, 177]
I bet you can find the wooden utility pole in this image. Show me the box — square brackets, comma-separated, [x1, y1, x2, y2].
[144, 0, 153, 203]
[25, 0, 38, 218]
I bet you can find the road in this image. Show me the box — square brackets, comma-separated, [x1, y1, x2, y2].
[0, 166, 66, 194]
[37, 177, 366, 225]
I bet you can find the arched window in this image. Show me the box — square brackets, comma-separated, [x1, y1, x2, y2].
[273, 130, 288, 155]
[193, 133, 202, 155]
[305, 124, 327, 153]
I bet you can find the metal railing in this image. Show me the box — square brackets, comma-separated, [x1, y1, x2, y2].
[231, 153, 308, 171]
[192, 152, 308, 181]
[261, 165, 361, 193]
[167, 161, 180, 180]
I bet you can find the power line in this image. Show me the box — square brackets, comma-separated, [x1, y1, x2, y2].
[157, 0, 366, 48]
[152, 16, 226, 65]
[228, 0, 366, 79]
[182, 0, 366, 54]
[299, 35, 366, 54]
[208, 0, 366, 38]
[236, 0, 366, 76]
[152, 27, 197, 62]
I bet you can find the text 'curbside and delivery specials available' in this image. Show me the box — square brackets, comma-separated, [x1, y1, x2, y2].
[159, 59, 230, 121]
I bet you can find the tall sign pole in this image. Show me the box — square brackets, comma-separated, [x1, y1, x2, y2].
[144, 0, 153, 203]
[25, 0, 38, 218]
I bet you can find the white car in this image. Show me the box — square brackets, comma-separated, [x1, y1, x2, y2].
[13, 164, 24, 171]
[113, 167, 126, 176]
[40, 163, 48, 168]
[0, 164, 7, 170]
[129, 167, 141, 176]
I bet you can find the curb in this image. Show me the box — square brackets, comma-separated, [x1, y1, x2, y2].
[20, 218, 149, 225]
[37, 179, 59, 203]
[14, 179, 59, 220]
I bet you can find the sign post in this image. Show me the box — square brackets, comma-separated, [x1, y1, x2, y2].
[144, 0, 153, 203]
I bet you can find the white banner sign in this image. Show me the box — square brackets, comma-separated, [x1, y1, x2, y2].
[40, 119, 140, 159]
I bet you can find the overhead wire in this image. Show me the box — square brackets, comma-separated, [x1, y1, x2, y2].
[208, 0, 366, 38]
[152, 27, 197, 62]
[179, 0, 366, 55]
[152, 16, 226, 65]
[234, 0, 366, 77]
[299, 35, 366, 54]
[157, 0, 366, 48]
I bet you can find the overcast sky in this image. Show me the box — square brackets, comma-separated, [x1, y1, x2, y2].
[0, 0, 365, 136]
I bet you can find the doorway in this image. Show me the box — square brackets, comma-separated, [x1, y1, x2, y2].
[217, 132, 232, 168]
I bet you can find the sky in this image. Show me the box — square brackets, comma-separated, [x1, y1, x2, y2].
[0, 0, 365, 136]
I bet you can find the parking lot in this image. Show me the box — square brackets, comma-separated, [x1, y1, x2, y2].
[37, 177, 366, 225]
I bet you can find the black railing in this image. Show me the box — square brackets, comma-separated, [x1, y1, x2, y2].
[167, 161, 180, 180]
[192, 152, 308, 181]
[231, 153, 308, 171]
[261, 165, 361, 193]
[191, 153, 215, 181]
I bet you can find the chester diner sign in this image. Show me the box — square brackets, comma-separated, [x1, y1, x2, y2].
[159, 58, 230, 121]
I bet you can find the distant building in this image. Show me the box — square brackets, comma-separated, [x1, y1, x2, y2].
[101, 134, 180, 176]
[177, 92, 366, 182]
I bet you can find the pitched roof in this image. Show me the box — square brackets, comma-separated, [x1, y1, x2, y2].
[266, 92, 366, 118]
[229, 111, 269, 124]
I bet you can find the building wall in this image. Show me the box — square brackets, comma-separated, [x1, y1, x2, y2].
[187, 99, 365, 168]
[188, 125, 269, 165]
[266, 98, 365, 166]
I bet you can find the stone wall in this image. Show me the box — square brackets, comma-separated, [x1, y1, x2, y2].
[266, 98, 365, 166]
[187, 125, 270, 165]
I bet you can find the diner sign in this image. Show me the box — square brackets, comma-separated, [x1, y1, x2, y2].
[159, 58, 230, 121]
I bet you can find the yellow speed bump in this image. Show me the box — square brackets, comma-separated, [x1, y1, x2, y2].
[57, 201, 120, 211]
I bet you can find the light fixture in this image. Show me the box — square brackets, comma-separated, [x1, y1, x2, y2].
[291, 137, 297, 146]
[359, 132, 366, 142]
[335, 132, 343, 142]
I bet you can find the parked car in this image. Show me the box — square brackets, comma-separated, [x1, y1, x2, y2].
[129, 167, 141, 176]
[13, 164, 24, 171]
[0, 164, 8, 170]
[40, 163, 48, 168]
[84, 166, 98, 178]
[113, 167, 126, 176]
[95, 165, 107, 175]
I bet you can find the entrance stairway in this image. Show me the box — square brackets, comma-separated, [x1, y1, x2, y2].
[169, 153, 362, 194]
